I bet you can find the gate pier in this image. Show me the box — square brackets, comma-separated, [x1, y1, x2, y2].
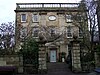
[71, 39, 82, 72]
[38, 41, 47, 73]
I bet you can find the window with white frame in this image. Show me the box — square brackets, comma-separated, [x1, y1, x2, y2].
[20, 27, 27, 39]
[21, 14, 27, 22]
[67, 26, 72, 38]
[79, 28, 83, 38]
[32, 27, 39, 37]
[32, 14, 39, 22]
[66, 14, 72, 22]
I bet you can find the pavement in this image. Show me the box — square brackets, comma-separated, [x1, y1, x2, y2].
[46, 62, 87, 75]
[17, 62, 88, 75]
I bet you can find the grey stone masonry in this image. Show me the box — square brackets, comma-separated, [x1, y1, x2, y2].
[0, 55, 23, 73]
[38, 43, 47, 72]
[71, 41, 82, 72]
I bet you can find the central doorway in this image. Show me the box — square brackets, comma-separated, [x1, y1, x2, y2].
[50, 50, 56, 62]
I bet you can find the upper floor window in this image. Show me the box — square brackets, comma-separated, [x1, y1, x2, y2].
[50, 28, 56, 37]
[32, 14, 39, 22]
[20, 27, 27, 39]
[21, 14, 27, 22]
[67, 26, 72, 38]
[32, 27, 39, 37]
[49, 27, 56, 37]
[79, 28, 83, 38]
[77, 14, 82, 22]
[66, 14, 73, 22]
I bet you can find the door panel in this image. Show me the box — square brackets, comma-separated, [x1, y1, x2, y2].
[50, 50, 56, 62]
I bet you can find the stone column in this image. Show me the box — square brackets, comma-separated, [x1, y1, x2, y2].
[71, 40, 81, 72]
[38, 41, 47, 73]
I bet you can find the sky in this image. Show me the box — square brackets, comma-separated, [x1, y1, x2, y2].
[0, 0, 81, 24]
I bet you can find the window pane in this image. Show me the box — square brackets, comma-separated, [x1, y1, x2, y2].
[20, 27, 27, 38]
[66, 15, 72, 22]
[21, 14, 26, 22]
[67, 26, 72, 37]
[33, 14, 38, 22]
[50, 29, 55, 36]
[67, 33, 72, 37]
[77, 15, 82, 22]
[32, 28, 39, 37]
[49, 27, 56, 37]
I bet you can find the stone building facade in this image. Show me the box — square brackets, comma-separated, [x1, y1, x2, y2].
[14, 3, 88, 72]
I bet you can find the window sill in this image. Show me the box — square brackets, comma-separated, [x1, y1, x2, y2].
[66, 22, 73, 23]
[67, 37, 73, 38]
[21, 21, 27, 23]
[32, 21, 39, 23]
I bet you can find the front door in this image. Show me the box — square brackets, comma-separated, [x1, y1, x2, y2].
[50, 50, 56, 62]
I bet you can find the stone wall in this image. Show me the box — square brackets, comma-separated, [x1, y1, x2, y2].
[0, 55, 23, 73]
